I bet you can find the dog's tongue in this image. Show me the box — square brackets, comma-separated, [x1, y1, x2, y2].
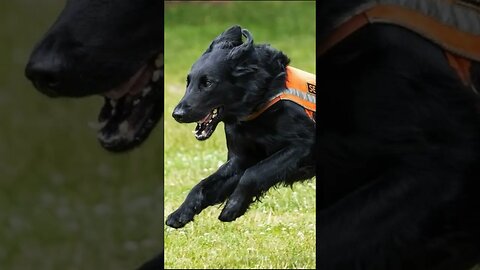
[198, 113, 211, 124]
[104, 65, 150, 99]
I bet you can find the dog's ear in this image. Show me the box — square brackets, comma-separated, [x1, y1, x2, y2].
[220, 25, 243, 44]
[229, 29, 257, 77]
[204, 25, 243, 54]
[227, 29, 254, 61]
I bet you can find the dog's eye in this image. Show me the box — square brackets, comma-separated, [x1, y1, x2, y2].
[200, 76, 213, 88]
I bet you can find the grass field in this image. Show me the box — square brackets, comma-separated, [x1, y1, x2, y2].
[0, 1, 162, 269]
[164, 1, 316, 269]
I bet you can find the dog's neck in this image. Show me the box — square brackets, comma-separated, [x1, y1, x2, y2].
[239, 66, 316, 122]
[223, 44, 291, 124]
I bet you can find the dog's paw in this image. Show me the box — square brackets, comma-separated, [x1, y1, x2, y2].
[218, 196, 249, 222]
[166, 208, 194, 229]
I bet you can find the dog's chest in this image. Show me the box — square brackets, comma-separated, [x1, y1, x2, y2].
[225, 123, 285, 158]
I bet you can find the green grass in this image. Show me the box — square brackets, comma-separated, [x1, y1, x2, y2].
[164, 1, 316, 269]
[0, 1, 162, 269]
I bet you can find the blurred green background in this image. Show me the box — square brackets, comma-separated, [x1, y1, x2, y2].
[0, 1, 163, 269]
[164, 1, 316, 269]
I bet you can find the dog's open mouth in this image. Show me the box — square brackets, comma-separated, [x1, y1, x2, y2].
[194, 106, 223, 141]
[94, 53, 163, 152]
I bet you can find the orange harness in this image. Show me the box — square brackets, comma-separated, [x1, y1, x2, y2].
[242, 66, 316, 122]
[319, 2, 480, 93]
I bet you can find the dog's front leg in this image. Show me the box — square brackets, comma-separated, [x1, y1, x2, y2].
[166, 158, 244, 228]
[219, 147, 314, 222]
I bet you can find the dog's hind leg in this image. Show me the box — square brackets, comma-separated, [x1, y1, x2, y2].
[166, 158, 244, 228]
[218, 147, 314, 222]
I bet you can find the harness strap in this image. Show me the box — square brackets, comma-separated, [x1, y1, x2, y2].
[320, 4, 480, 61]
[320, 4, 479, 92]
[445, 51, 478, 94]
[366, 5, 480, 61]
[241, 66, 316, 122]
[241, 90, 316, 122]
[319, 12, 369, 55]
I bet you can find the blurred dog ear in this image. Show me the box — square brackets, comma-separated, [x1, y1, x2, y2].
[204, 25, 243, 54]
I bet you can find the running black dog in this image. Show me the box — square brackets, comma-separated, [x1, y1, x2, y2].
[318, 1, 480, 269]
[25, 1, 163, 269]
[25, 0, 163, 152]
[166, 25, 316, 228]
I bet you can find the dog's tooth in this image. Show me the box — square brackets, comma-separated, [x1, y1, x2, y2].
[98, 133, 122, 144]
[212, 108, 217, 114]
[88, 121, 107, 130]
[152, 70, 161, 82]
[118, 121, 130, 135]
[142, 87, 151, 97]
[110, 100, 117, 108]
[155, 54, 163, 68]
[133, 98, 140, 106]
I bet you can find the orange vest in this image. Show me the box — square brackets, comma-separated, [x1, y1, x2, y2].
[319, 1, 480, 93]
[242, 66, 316, 122]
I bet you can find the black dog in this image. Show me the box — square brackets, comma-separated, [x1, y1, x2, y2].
[25, 0, 164, 269]
[25, 0, 163, 152]
[318, 1, 480, 269]
[166, 25, 316, 228]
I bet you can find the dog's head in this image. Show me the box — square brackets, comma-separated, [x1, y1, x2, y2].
[173, 25, 288, 141]
[25, 0, 163, 152]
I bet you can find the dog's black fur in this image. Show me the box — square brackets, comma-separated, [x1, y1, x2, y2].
[25, 0, 163, 152]
[318, 3, 480, 269]
[166, 26, 315, 228]
[25, 0, 164, 269]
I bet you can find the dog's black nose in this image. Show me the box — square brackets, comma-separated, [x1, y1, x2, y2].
[172, 107, 186, 122]
[25, 53, 65, 97]
[172, 104, 189, 123]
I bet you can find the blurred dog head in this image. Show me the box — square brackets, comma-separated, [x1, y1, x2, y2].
[25, 0, 163, 152]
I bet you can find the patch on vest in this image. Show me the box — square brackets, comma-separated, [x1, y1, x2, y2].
[307, 82, 316, 94]
[457, 0, 480, 9]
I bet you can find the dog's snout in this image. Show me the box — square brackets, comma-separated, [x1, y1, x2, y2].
[25, 54, 65, 97]
[172, 104, 190, 123]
